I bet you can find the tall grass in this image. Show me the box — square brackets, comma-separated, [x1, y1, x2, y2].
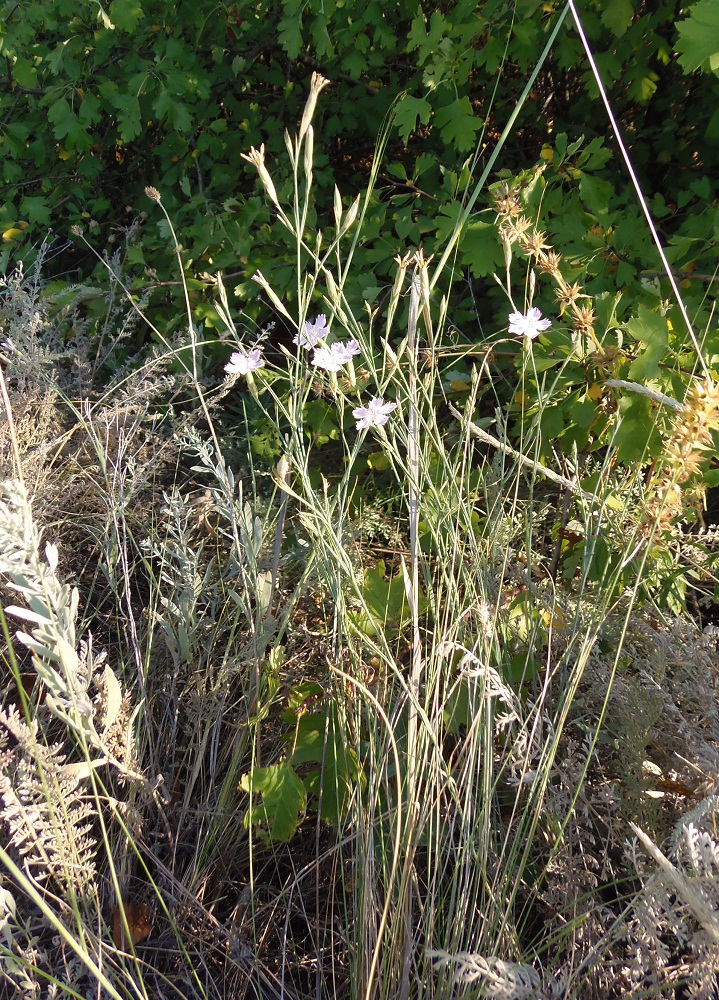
[2, 14, 719, 1000]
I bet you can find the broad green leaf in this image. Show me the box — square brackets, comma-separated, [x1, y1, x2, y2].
[109, 0, 144, 32]
[676, 0, 719, 74]
[626, 305, 670, 380]
[240, 763, 306, 842]
[47, 98, 91, 150]
[408, 10, 447, 65]
[278, 13, 303, 58]
[78, 92, 101, 127]
[540, 404, 564, 448]
[601, 0, 634, 37]
[303, 399, 340, 446]
[352, 560, 427, 636]
[613, 394, 662, 464]
[460, 220, 504, 277]
[11, 56, 37, 89]
[341, 49, 367, 76]
[433, 201, 463, 243]
[309, 14, 333, 58]
[20, 196, 52, 226]
[434, 95, 479, 152]
[290, 708, 362, 824]
[394, 95, 432, 145]
[153, 90, 192, 132]
[579, 173, 613, 215]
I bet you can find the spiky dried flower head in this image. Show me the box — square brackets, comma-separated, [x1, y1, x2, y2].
[535, 249, 563, 276]
[644, 376, 719, 534]
[555, 281, 589, 314]
[591, 344, 624, 371]
[492, 182, 523, 219]
[145, 186, 161, 203]
[522, 228, 551, 257]
[572, 304, 596, 336]
[498, 215, 533, 245]
[680, 376, 719, 453]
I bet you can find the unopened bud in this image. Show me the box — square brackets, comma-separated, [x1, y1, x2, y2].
[341, 194, 360, 234]
[299, 72, 330, 140]
[303, 124, 314, 183]
[333, 185, 342, 231]
[241, 145, 280, 209]
[252, 270, 293, 321]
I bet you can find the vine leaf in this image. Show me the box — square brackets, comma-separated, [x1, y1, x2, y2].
[240, 763, 307, 842]
[601, 0, 634, 37]
[434, 96, 479, 152]
[394, 95, 432, 145]
[676, 0, 719, 74]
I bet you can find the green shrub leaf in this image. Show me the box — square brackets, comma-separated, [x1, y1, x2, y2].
[394, 95, 432, 145]
[676, 0, 719, 74]
[240, 763, 307, 842]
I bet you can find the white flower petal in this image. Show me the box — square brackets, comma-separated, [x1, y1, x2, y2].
[352, 396, 398, 430]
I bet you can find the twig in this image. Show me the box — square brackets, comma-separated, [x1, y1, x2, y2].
[605, 379, 682, 411]
[448, 403, 595, 500]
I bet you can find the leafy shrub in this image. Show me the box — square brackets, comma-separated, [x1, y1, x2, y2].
[2, 0, 719, 346]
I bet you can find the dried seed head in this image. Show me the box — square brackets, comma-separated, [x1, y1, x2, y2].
[521, 228, 551, 257]
[498, 215, 533, 245]
[555, 282, 587, 314]
[572, 305, 596, 335]
[493, 182, 523, 218]
[145, 186, 161, 203]
[535, 250, 562, 276]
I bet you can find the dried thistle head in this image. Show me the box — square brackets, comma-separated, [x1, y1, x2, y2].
[554, 281, 588, 315]
[492, 182, 523, 219]
[572, 304, 596, 336]
[645, 376, 719, 534]
[535, 250, 562, 277]
[498, 215, 533, 245]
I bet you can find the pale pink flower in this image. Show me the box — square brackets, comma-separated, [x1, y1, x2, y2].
[312, 339, 361, 373]
[224, 348, 264, 375]
[508, 307, 551, 340]
[352, 397, 398, 430]
[294, 314, 329, 349]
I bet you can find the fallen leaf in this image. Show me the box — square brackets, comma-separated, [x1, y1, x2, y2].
[113, 900, 152, 950]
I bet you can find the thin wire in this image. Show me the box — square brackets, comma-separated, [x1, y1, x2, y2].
[567, 0, 709, 376]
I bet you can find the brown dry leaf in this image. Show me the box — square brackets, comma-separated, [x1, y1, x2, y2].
[112, 900, 152, 950]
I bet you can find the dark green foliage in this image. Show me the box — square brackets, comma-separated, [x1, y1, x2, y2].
[2, 0, 718, 330]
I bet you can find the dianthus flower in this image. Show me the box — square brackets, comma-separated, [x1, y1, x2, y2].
[224, 348, 265, 375]
[312, 339, 361, 373]
[294, 314, 329, 349]
[508, 307, 551, 340]
[352, 397, 398, 430]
